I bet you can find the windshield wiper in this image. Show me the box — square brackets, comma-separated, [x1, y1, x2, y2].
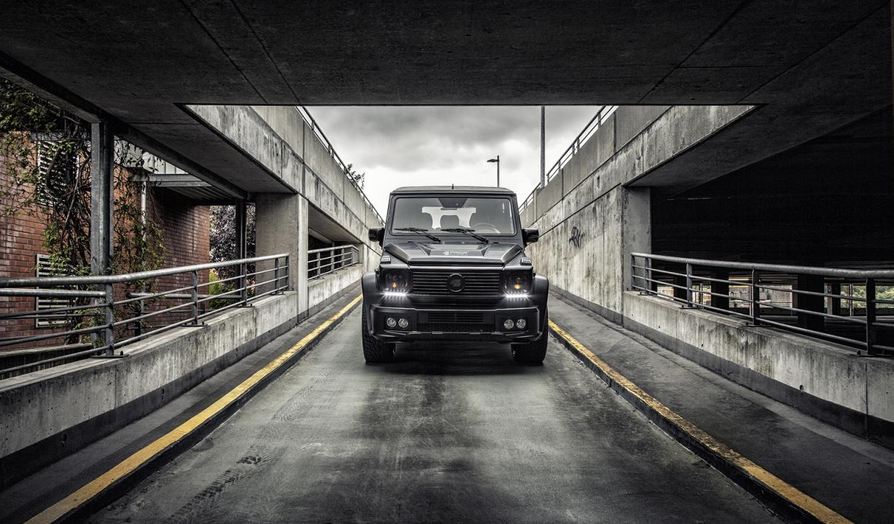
[393, 227, 443, 243]
[440, 227, 490, 244]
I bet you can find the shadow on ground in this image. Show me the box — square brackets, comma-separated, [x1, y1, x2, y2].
[377, 342, 542, 376]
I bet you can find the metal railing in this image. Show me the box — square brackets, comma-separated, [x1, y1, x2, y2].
[0, 254, 289, 378]
[631, 253, 894, 356]
[519, 105, 619, 214]
[308, 245, 360, 280]
[295, 106, 384, 224]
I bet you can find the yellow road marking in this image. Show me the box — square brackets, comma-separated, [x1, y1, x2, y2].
[28, 295, 362, 524]
[548, 320, 851, 524]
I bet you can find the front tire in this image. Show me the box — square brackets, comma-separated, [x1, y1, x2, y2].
[362, 308, 395, 363]
[512, 307, 548, 365]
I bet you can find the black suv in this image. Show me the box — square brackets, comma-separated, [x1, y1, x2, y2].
[362, 186, 549, 364]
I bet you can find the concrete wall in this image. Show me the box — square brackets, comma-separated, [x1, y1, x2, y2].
[525, 103, 893, 441]
[307, 265, 363, 316]
[188, 104, 384, 251]
[0, 292, 300, 485]
[622, 292, 894, 442]
[190, 105, 383, 321]
[526, 105, 747, 319]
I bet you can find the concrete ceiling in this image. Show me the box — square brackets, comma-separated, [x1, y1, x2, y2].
[0, 1, 890, 195]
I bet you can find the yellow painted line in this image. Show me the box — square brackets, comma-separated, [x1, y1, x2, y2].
[28, 295, 362, 524]
[548, 320, 850, 524]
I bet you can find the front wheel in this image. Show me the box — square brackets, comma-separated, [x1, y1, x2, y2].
[512, 307, 548, 365]
[362, 309, 395, 363]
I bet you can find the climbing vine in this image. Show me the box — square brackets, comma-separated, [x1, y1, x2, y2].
[0, 77, 165, 277]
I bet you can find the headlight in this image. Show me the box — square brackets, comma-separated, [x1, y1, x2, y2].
[503, 270, 532, 295]
[382, 269, 411, 292]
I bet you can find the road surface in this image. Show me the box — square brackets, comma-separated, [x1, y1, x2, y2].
[92, 307, 776, 523]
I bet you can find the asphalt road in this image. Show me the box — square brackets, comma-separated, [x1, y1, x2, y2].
[91, 307, 777, 523]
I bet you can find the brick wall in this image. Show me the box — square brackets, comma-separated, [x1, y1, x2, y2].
[140, 188, 212, 330]
[0, 153, 54, 346]
[0, 149, 211, 352]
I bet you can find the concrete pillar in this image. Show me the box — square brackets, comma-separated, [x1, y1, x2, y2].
[90, 122, 114, 275]
[794, 274, 825, 331]
[255, 193, 308, 314]
[621, 187, 651, 294]
[710, 270, 730, 310]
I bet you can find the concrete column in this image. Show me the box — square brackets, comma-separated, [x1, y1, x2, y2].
[710, 270, 730, 310]
[621, 187, 651, 294]
[794, 274, 825, 331]
[255, 192, 308, 314]
[90, 122, 114, 275]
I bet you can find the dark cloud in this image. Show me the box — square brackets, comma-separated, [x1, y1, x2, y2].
[308, 106, 601, 214]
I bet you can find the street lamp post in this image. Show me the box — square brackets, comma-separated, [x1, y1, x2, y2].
[487, 155, 500, 187]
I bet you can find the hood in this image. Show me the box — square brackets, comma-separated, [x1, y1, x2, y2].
[386, 241, 522, 266]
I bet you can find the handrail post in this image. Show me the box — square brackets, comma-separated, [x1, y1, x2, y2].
[190, 270, 199, 325]
[284, 255, 290, 291]
[866, 278, 877, 355]
[136, 295, 144, 337]
[685, 263, 693, 307]
[104, 283, 115, 355]
[240, 261, 248, 307]
[273, 257, 281, 294]
[750, 269, 761, 326]
[647, 256, 654, 294]
[631, 254, 640, 292]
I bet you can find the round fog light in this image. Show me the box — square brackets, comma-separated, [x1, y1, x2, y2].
[503, 319, 515, 330]
[385, 317, 397, 328]
[397, 317, 409, 329]
[516, 318, 527, 329]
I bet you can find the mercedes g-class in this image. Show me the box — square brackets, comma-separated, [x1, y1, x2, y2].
[362, 186, 549, 364]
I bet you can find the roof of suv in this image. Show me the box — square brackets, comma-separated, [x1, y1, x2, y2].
[391, 185, 516, 196]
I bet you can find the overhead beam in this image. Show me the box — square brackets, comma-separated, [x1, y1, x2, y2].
[0, 52, 248, 201]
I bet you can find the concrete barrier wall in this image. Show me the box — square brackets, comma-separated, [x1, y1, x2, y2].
[524, 103, 894, 441]
[307, 265, 363, 314]
[0, 292, 300, 484]
[621, 292, 894, 442]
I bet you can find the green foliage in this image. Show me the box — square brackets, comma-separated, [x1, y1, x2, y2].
[345, 163, 365, 189]
[1, 78, 167, 342]
[210, 204, 255, 281]
[0, 77, 165, 278]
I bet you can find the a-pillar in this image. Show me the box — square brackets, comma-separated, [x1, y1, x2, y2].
[794, 274, 825, 331]
[90, 122, 114, 275]
[255, 193, 309, 316]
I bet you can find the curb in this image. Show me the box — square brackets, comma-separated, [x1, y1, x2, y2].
[548, 320, 850, 524]
[29, 296, 362, 524]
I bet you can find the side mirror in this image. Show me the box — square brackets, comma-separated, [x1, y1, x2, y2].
[368, 227, 385, 244]
[522, 228, 539, 245]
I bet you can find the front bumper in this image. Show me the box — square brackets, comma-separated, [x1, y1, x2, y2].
[368, 304, 542, 341]
[361, 271, 549, 342]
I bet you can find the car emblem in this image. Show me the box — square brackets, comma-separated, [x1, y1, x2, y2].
[446, 273, 464, 292]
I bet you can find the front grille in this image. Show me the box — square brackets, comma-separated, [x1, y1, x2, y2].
[411, 269, 502, 296]
[417, 310, 492, 333]
[428, 311, 485, 323]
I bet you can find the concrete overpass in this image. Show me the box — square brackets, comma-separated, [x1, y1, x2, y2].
[1, 2, 893, 523]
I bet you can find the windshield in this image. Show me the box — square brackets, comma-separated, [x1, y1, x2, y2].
[391, 196, 517, 235]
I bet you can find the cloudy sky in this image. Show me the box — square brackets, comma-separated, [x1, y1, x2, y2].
[308, 106, 601, 215]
